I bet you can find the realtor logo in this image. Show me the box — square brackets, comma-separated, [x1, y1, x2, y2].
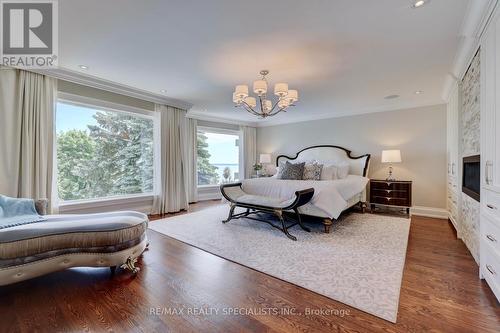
[1, 0, 58, 68]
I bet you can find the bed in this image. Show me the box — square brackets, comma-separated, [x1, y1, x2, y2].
[241, 145, 371, 233]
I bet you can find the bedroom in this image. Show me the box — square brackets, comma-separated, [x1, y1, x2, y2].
[0, 0, 499, 332]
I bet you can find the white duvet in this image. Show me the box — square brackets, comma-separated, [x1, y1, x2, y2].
[242, 175, 369, 219]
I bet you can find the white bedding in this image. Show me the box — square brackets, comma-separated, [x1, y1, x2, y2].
[242, 175, 369, 219]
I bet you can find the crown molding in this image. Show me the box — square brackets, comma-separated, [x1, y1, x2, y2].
[254, 101, 445, 128]
[442, 0, 498, 100]
[31, 67, 193, 110]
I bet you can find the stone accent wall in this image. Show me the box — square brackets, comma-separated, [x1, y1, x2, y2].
[460, 50, 480, 264]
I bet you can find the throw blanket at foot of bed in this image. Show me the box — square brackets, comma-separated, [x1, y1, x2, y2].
[0, 211, 148, 286]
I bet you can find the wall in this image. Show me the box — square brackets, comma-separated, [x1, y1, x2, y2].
[257, 104, 447, 210]
[459, 50, 481, 263]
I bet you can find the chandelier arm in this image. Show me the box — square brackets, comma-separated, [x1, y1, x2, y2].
[239, 102, 261, 117]
[267, 108, 286, 117]
[258, 95, 264, 114]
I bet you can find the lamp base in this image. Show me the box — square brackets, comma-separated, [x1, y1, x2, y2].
[386, 166, 396, 181]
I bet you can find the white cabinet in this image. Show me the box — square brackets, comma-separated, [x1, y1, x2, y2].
[480, 6, 500, 302]
[447, 83, 460, 232]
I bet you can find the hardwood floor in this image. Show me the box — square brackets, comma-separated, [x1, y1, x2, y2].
[1, 201, 499, 332]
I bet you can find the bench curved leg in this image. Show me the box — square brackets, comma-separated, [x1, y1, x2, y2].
[323, 218, 333, 233]
[222, 204, 236, 223]
[294, 208, 310, 232]
[275, 210, 297, 241]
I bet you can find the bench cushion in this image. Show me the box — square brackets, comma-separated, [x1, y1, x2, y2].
[0, 211, 148, 264]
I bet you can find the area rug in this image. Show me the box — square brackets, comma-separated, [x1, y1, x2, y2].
[149, 205, 411, 322]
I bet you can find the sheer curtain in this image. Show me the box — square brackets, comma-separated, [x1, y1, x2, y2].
[240, 126, 257, 179]
[153, 105, 197, 214]
[183, 118, 198, 203]
[0, 67, 57, 212]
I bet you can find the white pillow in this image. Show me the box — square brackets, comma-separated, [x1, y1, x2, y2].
[320, 165, 337, 180]
[336, 161, 350, 179]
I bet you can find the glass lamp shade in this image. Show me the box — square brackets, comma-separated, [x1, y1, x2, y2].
[274, 83, 289, 96]
[263, 99, 272, 112]
[278, 99, 289, 109]
[287, 89, 298, 103]
[244, 96, 257, 108]
[253, 80, 267, 95]
[381, 150, 402, 163]
[235, 85, 249, 98]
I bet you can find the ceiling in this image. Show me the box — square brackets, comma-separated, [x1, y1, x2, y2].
[59, 0, 472, 125]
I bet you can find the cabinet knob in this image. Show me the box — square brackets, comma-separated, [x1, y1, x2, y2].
[487, 204, 497, 210]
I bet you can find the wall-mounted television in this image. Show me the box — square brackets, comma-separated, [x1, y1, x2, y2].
[462, 155, 480, 202]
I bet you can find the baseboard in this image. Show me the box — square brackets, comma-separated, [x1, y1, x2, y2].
[410, 206, 449, 219]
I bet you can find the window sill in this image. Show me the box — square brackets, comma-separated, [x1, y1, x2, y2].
[58, 194, 155, 213]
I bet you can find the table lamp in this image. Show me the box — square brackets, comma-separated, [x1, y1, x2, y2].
[381, 150, 402, 181]
[259, 154, 272, 175]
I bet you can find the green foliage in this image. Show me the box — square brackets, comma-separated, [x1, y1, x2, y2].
[197, 132, 219, 185]
[57, 111, 154, 201]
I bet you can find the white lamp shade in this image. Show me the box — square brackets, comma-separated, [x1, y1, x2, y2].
[259, 153, 272, 164]
[278, 99, 289, 109]
[263, 99, 272, 112]
[381, 150, 402, 163]
[244, 96, 257, 108]
[232, 92, 243, 103]
[235, 85, 249, 98]
[287, 89, 298, 102]
[253, 80, 267, 95]
[274, 83, 289, 96]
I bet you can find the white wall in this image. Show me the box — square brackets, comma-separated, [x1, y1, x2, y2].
[257, 104, 447, 209]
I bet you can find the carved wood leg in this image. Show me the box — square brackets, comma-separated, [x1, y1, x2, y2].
[323, 218, 333, 233]
[120, 257, 140, 274]
[361, 202, 367, 214]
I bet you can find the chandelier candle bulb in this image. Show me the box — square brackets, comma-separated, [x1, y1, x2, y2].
[235, 85, 249, 98]
[233, 92, 243, 104]
[274, 83, 289, 97]
[253, 80, 267, 95]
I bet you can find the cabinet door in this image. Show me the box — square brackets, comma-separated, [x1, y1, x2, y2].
[481, 11, 499, 190]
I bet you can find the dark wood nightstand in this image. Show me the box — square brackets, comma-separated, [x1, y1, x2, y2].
[370, 179, 412, 216]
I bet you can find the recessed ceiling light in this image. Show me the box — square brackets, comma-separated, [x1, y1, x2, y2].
[412, 0, 429, 8]
[415, 90, 423, 95]
[160, 89, 167, 94]
[384, 94, 400, 100]
[79, 65, 89, 70]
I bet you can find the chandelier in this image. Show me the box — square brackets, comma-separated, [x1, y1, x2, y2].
[232, 70, 299, 118]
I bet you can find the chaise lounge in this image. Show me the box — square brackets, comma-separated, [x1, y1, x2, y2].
[0, 199, 148, 286]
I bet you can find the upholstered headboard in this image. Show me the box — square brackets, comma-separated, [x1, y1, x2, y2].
[276, 145, 371, 177]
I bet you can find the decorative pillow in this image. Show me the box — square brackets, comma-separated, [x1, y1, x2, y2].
[303, 162, 323, 180]
[320, 165, 337, 180]
[275, 161, 286, 178]
[336, 161, 350, 179]
[279, 161, 305, 180]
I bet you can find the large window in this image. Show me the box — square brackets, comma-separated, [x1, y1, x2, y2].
[56, 101, 155, 201]
[197, 127, 240, 186]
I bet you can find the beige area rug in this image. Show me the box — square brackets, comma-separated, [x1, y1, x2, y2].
[149, 205, 411, 322]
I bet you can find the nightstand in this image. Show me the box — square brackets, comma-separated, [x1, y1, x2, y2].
[370, 179, 412, 216]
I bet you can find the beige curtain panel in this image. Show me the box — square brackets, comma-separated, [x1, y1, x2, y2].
[153, 105, 197, 214]
[0, 67, 57, 212]
[240, 125, 257, 179]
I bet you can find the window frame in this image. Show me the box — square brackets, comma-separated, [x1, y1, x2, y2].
[196, 125, 242, 189]
[55, 92, 159, 206]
